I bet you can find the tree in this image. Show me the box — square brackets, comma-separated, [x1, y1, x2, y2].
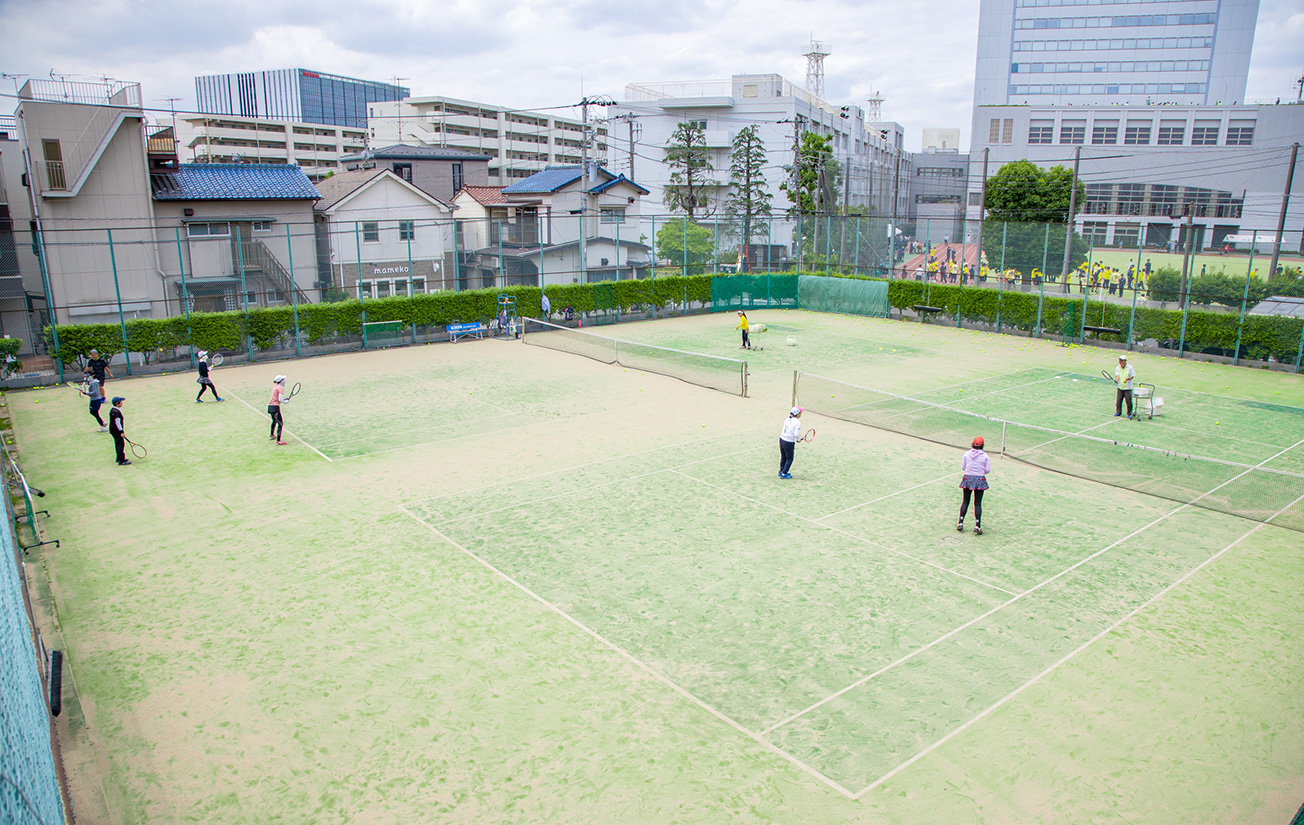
[722, 125, 772, 271]
[780, 131, 840, 216]
[655, 218, 714, 274]
[663, 122, 714, 219]
[980, 160, 1088, 278]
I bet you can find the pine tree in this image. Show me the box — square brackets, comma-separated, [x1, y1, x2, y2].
[663, 122, 714, 219]
[723, 126, 772, 271]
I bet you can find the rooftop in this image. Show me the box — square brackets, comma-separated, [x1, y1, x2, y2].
[502, 165, 647, 196]
[342, 144, 492, 163]
[151, 163, 320, 201]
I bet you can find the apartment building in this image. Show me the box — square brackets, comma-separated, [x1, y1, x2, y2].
[367, 95, 607, 188]
[174, 113, 369, 181]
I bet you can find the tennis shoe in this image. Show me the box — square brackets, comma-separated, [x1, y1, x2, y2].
[98, 425, 107, 432]
[196, 399, 204, 403]
[216, 398, 224, 402]
[974, 525, 983, 535]
[1113, 412, 1121, 417]
[118, 460, 131, 466]
[781, 472, 793, 479]
[276, 440, 288, 446]
[956, 521, 964, 532]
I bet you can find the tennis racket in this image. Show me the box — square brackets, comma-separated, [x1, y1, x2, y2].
[66, 380, 88, 396]
[209, 353, 224, 367]
[286, 382, 301, 400]
[1100, 370, 1115, 383]
[800, 428, 815, 443]
[124, 437, 147, 459]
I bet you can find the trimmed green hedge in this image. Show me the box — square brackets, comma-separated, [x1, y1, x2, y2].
[41, 273, 1304, 365]
[42, 277, 714, 363]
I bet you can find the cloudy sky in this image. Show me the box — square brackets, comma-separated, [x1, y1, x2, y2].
[2, 0, 1300, 152]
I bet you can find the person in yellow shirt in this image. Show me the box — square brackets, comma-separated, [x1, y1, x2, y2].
[735, 310, 751, 350]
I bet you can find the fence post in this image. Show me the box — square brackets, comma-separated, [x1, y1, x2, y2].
[1177, 284, 1190, 359]
[174, 228, 194, 368]
[32, 225, 63, 381]
[854, 215, 861, 275]
[497, 217, 504, 289]
[106, 229, 132, 375]
[1078, 243, 1092, 344]
[452, 218, 461, 292]
[711, 217, 718, 275]
[682, 218, 688, 279]
[236, 224, 254, 357]
[824, 213, 831, 277]
[1127, 280, 1138, 351]
[1232, 230, 1256, 365]
[355, 221, 368, 348]
[287, 224, 302, 357]
[997, 223, 1006, 334]
[1295, 322, 1304, 374]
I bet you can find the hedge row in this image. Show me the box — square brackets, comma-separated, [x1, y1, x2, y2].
[41, 272, 1304, 365]
[885, 279, 1304, 361]
[43, 276, 715, 363]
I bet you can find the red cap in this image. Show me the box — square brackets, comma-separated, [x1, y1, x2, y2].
[972, 436, 984, 448]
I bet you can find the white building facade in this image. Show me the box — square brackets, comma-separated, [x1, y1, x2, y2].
[175, 114, 369, 181]
[367, 96, 607, 188]
[974, 0, 1259, 108]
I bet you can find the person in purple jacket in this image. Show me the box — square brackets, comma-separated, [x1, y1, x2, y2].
[957, 435, 991, 535]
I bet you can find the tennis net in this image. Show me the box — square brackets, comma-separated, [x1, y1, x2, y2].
[363, 320, 404, 349]
[795, 372, 1304, 533]
[522, 317, 748, 397]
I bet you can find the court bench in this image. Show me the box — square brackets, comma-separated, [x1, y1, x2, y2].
[446, 322, 485, 343]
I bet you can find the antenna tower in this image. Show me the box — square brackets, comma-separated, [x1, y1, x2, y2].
[866, 91, 883, 122]
[804, 39, 830, 100]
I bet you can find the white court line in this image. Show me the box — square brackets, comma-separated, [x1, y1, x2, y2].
[765, 433, 1303, 739]
[815, 472, 958, 521]
[312, 407, 523, 450]
[817, 372, 1068, 419]
[667, 469, 1016, 597]
[398, 505, 858, 800]
[223, 389, 333, 462]
[850, 519, 1266, 799]
[431, 444, 768, 527]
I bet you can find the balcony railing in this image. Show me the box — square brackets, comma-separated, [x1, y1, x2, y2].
[44, 161, 66, 190]
[20, 79, 141, 108]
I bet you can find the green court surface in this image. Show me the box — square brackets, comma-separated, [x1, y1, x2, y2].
[11, 310, 1304, 824]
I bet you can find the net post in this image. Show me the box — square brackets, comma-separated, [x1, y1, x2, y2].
[792, 370, 798, 407]
[742, 360, 748, 397]
[1001, 421, 1007, 457]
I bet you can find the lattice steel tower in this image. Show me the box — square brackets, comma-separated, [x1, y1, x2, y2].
[804, 39, 830, 100]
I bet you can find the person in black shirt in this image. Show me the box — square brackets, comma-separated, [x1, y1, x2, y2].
[86, 348, 113, 388]
[109, 396, 129, 465]
[195, 351, 223, 403]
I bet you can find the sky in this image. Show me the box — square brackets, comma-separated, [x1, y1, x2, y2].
[1, 0, 1301, 153]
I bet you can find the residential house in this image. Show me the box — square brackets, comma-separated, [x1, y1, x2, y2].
[340, 144, 491, 201]
[313, 168, 455, 299]
[151, 164, 321, 311]
[452, 165, 651, 288]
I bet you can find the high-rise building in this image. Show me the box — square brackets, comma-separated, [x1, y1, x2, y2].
[195, 69, 408, 129]
[974, 0, 1259, 108]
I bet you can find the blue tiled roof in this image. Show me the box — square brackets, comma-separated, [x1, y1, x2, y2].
[501, 165, 584, 194]
[588, 174, 650, 195]
[152, 164, 320, 201]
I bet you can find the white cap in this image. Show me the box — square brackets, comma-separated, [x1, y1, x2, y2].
[1118, 354, 1128, 361]
[197, 350, 208, 359]
[790, 406, 803, 416]
[274, 375, 286, 384]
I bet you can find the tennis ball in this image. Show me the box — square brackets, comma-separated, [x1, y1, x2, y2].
[33, 400, 38, 404]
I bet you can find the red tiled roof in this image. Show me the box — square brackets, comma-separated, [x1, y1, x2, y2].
[460, 185, 508, 205]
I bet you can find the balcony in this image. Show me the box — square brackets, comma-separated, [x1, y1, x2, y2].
[20, 78, 141, 108]
[44, 160, 66, 190]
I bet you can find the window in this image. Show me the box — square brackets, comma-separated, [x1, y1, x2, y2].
[1002, 118, 1014, 144]
[376, 281, 391, 298]
[1091, 123, 1117, 145]
[452, 162, 463, 193]
[1124, 123, 1151, 145]
[1191, 123, 1219, 146]
[1149, 184, 1178, 216]
[1157, 123, 1184, 145]
[393, 163, 413, 182]
[600, 207, 626, 224]
[687, 120, 707, 131]
[412, 278, 426, 294]
[1059, 122, 1085, 144]
[968, 192, 984, 206]
[362, 222, 380, 243]
[187, 222, 231, 238]
[1117, 183, 1144, 216]
[42, 139, 65, 190]
[399, 220, 415, 241]
[1226, 124, 1254, 146]
[1028, 122, 1054, 144]
[742, 84, 758, 98]
[989, 118, 1001, 144]
[1083, 184, 1113, 214]
[393, 279, 408, 296]
[1083, 222, 1108, 245]
[1113, 223, 1141, 248]
[252, 221, 272, 233]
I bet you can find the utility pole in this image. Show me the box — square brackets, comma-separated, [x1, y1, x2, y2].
[391, 77, 409, 141]
[973, 147, 989, 275]
[578, 95, 615, 284]
[1058, 145, 1081, 283]
[1268, 142, 1299, 283]
[889, 151, 902, 275]
[1180, 204, 1195, 301]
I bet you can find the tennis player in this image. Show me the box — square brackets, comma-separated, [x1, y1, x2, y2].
[737, 311, 751, 349]
[109, 396, 129, 466]
[84, 369, 106, 431]
[957, 436, 990, 534]
[268, 375, 289, 445]
[86, 348, 113, 389]
[779, 407, 802, 479]
[1113, 354, 1137, 417]
[195, 351, 224, 403]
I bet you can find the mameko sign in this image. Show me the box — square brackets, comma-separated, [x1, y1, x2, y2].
[372, 264, 410, 276]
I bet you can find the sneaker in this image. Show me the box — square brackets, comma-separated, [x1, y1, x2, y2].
[196, 399, 204, 403]
[780, 472, 793, 479]
[956, 521, 964, 532]
[1113, 412, 1121, 417]
[975, 525, 983, 535]
[216, 398, 224, 402]
[270, 435, 277, 440]
[98, 425, 108, 432]
[118, 460, 131, 466]
[276, 440, 288, 446]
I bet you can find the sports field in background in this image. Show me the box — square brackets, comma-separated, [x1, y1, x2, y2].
[10, 310, 1304, 824]
[1087, 247, 1304, 277]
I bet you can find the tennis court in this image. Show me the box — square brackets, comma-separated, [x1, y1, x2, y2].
[10, 310, 1304, 824]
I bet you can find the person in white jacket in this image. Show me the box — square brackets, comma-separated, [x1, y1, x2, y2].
[957, 436, 991, 535]
[778, 407, 802, 479]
